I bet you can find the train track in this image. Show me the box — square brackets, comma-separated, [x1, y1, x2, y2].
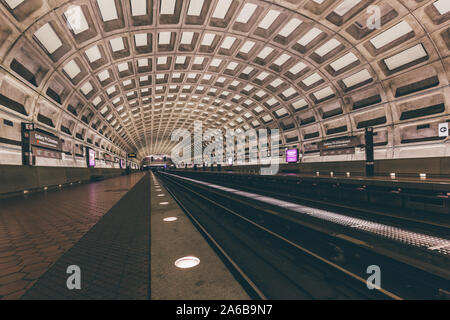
[156, 172, 450, 300]
[169, 171, 450, 237]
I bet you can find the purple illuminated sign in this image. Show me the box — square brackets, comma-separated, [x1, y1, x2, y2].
[286, 149, 298, 163]
[88, 149, 96, 167]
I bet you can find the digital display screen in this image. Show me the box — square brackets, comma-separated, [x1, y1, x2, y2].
[286, 149, 298, 163]
[88, 149, 96, 167]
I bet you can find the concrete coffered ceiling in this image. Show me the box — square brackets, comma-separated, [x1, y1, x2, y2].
[0, 0, 448, 160]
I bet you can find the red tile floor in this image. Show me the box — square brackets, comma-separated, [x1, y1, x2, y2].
[0, 173, 144, 299]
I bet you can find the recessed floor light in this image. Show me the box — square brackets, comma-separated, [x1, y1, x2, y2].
[157, 194, 165, 196]
[175, 256, 200, 269]
[160, 202, 169, 205]
[163, 217, 178, 222]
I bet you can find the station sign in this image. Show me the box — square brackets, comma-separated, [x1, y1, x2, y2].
[27, 130, 63, 160]
[318, 136, 359, 156]
[23, 123, 34, 131]
[439, 122, 449, 137]
[285, 149, 299, 163]
[128, 153, 137, 158]
[31, 147, 62, 160]
[29, 131, 62, 151]
[87, 148, 96, 167]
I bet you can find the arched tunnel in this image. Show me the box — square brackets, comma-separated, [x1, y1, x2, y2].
[0, 0, 448, 304]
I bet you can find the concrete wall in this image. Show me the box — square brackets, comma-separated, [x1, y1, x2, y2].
[0, 165, 131, 196]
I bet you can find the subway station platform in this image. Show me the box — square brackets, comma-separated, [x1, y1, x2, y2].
[0, 172, 249, 300]
[0, 0, 449, 303]
[0, 168, 449, 300]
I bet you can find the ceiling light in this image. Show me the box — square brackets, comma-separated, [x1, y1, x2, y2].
[270, 79, 283, 87]
[273, 54, 290, 66]
[159, 32, 171, 45]
[63, 60, 81, 79]
[175, 56, 186, 64]
[212, 0, 232, 19]
[85, 46, 101, 62]
[292, 99, 307, 110]
[370, 21, 412, 49]
[313, 86, 334, 100]
[80, 82, 93, 95]
[240, 41, 255, 53]
[334, 0, 362, 16]
[221, 36, 236, 49]
[160, 0, 176, 14]
[314, 39, 341, 57]
[282, 87, 296, 97]
[297, 27, 322, 46]
[303, 73, 322, 86]
[117, 62, 128, 72]
[97, 70, 110, 82]
[180, 32, 194, 44]
[92, 96, 102, 106]
[201, 33, 215, 46]
[34, 23, 62, 54]
[110, 37, 125, 52]
[64, 5, 89, 34]
[278, 18, 302, 37]
[236, 3, 257, 23]
[342, 69, 371, 88]
[227, 62, 238, 70]
[194, 56, 204, 64]
[258, 9, 280, 29]
[131, 0, 147, 16]
[329, 52, 358, 72]
[96, 0, 118, 21]
[257, 47, 273, 59]
[187, 0, 204, 16]
[384, 44, 427, 71]
[434, 0, 450, 15]
[210, 58, 222, 67]
[134, 33, 147, 46]
[106, 86, 116, 94]
[157, 56, 168, 64]
[4, 0, 24, 9]
[289, 62, 307, 74]
[137, 58, 148, 67]
[256, 72, 268, 81]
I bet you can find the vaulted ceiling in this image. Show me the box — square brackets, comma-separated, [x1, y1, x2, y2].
[0, 0, 448, 160]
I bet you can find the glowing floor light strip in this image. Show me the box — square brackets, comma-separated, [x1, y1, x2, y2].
[163, 217, 178, 222]
[175, 256, 200, 269]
